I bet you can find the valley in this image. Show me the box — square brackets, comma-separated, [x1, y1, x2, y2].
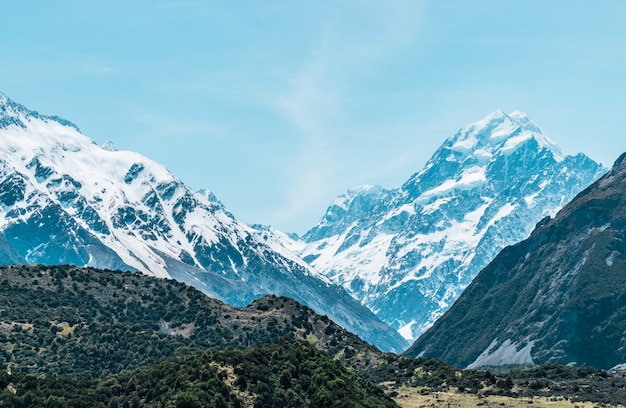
[1, 92, 626, 406]
[2, 265, 626, 407]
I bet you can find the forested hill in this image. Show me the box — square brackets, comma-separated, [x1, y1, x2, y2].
[0, 338, 397, 408]
[4, 265, 626, 407]
[0, 264, 384, 378]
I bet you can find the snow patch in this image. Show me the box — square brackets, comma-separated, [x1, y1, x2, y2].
[451, 137, 477, 154]
[301, 228, 394, 298]
[501, 131, 563, 161]
[418, 166, 486, 201]
[467, 339, 535, 369]
[610, 363, 626, 371]
[489, 203, 517, 226]
[474, 148, 493, 164]
[398, 320, 416, 341]
[421, 197, 452, 215]
[606, 251, 617, 267]
[524, 192, 539, 208]
[384, 203, 417, 220]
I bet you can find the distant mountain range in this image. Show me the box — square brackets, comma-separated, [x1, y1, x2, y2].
[0, 92, 406, 353]
[406, 152, 626, 370]
[280, 110, 605, 340]
[0, 91, 612, 357]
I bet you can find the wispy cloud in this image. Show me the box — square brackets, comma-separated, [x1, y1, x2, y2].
[268, 1, 425, 232]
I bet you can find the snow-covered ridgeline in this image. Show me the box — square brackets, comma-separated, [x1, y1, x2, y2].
[292, 110, 605, 341]
[0, 92, 408, 353]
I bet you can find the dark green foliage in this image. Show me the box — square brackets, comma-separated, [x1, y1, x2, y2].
[221, 339, 396, 407]
[0, 339, 398, 407]
[3, 266, 626, 405]
[506, 364, 626, 405]
[0, 265, 383, 378]
[362, 356, 506, 395]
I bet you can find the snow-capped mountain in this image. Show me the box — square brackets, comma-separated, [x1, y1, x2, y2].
[294, 110, 606, 341]
[406, 152, 626, 370]
[0, 92, 407, 353]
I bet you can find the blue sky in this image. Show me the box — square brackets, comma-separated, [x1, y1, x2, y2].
[2, 1, 626, 234]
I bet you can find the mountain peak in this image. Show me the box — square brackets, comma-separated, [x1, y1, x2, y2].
[301, 110, 605, 341]
[331, 185, 387, 209]
[402, 110, 568, 198]
[101, 141, 119, 152]
[406, 150, 626, 369]
[0, 91, 408, 354]
[449, 110, 562, 162]
[509, 109, 529, 120]
[0, 91, 79, 131]
[0, 92, 36, 117]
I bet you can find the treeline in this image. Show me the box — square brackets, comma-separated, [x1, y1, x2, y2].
[0, 338, 397, 408]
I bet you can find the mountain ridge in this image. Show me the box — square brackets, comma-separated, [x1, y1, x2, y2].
[0, 91, 80, 131]
[290, 110, 605, 340]
[0, 92, 407, 353]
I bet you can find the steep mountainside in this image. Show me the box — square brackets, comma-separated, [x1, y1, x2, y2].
[0, 92, 406, 353]
[406, 152, 626, 370]
[292, 111, 605, 340]
[0, 265, 386, 378]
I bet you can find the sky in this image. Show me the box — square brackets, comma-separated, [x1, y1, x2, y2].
[2, 1, 626, 234]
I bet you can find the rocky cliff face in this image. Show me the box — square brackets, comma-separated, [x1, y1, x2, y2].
[406, 152, 626, 369]
[0, 92, 407, 353]
[295, 110, 605, 340]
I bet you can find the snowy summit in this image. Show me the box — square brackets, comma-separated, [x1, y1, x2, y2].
[292, 110, 605, 341]
[0, 92, 408, 353]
